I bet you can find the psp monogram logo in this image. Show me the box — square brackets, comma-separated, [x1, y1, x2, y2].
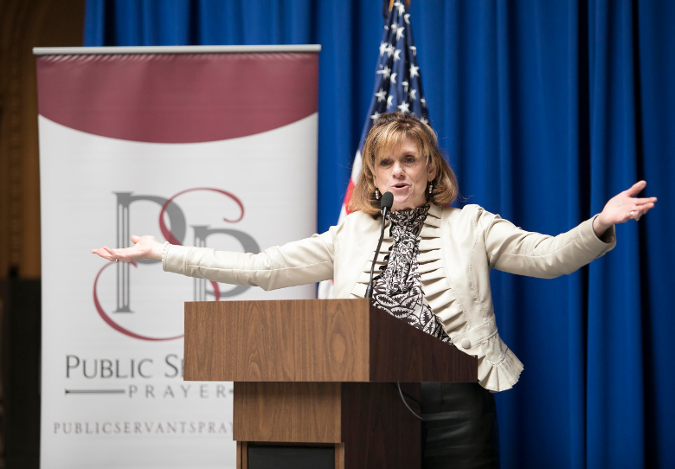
[93, 188, 260, 341]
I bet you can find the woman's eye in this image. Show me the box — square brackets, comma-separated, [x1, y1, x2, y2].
[379, 160, 391, 166]
[405, 157, 416, 163]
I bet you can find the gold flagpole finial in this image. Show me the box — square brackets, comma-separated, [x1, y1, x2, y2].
[389, 0, 411, 12]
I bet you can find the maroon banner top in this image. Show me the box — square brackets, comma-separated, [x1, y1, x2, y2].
[36, 53, 318, 144]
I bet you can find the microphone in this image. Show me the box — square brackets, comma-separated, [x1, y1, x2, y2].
[365, 191, 393, 298]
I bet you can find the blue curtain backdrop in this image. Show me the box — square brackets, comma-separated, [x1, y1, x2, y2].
[83, 1, 674, 468]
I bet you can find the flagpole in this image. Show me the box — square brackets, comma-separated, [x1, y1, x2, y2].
[318, 0, 429, 299]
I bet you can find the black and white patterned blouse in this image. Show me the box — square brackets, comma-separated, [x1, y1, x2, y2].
[372, 204, 452, 344]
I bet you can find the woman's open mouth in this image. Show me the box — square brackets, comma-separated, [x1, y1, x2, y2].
[392, 183, 408, 190]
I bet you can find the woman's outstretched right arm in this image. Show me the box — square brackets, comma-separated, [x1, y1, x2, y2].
[92, 229, 336, 291]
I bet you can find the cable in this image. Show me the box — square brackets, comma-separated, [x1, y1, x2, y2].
[397, 382, 422, 420]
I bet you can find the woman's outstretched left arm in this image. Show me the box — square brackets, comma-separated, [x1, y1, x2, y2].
[483, 180, 657, 279]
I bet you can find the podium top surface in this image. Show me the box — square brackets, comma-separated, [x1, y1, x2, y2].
[33, 45, 321, 56]
[184, 299, 477, 383]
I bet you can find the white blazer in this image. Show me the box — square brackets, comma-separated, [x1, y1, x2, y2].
[163, 204, 615, 392]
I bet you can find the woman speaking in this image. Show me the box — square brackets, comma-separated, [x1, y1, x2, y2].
[93, 113, 656, 468]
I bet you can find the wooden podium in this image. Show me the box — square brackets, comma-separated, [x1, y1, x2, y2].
[184, 299, 477, 469]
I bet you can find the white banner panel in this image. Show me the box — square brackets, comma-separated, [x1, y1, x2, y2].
[37, 49, 319, 469]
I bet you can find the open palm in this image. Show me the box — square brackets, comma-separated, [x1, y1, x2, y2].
[91, 235, 162, 262]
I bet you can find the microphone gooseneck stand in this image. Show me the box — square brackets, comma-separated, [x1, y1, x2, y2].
[364, 192, 424, 420]
[365, 191, 393, 298]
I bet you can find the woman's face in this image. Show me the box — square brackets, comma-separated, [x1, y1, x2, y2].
[373, 136, 436, 211]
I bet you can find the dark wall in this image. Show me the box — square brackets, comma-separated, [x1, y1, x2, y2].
[1, 279, 41, 469]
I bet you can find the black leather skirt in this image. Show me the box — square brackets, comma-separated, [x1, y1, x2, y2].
[421, 382, 500, 469]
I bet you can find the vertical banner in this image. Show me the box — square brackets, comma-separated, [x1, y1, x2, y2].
[36, 46, 320, 469]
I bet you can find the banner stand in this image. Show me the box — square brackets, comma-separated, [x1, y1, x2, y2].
[36, 45, 320, 469]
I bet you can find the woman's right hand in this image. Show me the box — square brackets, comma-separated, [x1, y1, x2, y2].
[91, 235, 165, 262]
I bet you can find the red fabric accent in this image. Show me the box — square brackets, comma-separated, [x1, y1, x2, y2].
[36, 53, 318, 143]
[343, 179, 355, 215]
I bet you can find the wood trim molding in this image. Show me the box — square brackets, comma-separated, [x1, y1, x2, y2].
[0, 0, 84, 280]
[0, 2, 84, 468]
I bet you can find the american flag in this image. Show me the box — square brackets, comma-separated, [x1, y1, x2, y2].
[318, 0, 430, 298]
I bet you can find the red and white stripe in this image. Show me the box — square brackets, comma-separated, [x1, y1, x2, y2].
[317, 149, 364, 299]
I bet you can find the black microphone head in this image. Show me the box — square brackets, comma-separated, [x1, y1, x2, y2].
[381, 191, 394, 210]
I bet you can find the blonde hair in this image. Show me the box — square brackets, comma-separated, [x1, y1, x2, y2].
[349, 113, 458, 215]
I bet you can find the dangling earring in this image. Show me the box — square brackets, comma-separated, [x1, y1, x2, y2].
[375, 188, 380, 200]
[428, 182, 433, 194]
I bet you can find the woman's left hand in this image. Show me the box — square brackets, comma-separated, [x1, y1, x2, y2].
[593, 180, 657, 237]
